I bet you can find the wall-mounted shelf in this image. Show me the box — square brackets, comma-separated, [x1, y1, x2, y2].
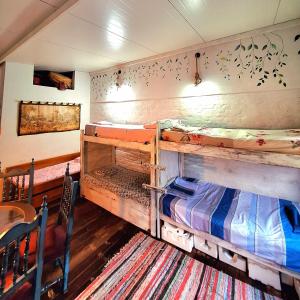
[33, 69, 75, 90]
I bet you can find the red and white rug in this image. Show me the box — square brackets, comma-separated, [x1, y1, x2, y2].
[76, 232, 281, 300]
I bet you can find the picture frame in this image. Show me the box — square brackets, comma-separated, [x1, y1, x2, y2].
[18, 101, 81, 136]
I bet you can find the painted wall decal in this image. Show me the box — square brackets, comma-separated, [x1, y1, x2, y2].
[90, 25, 300, 104]
[215, 33, 288, 87]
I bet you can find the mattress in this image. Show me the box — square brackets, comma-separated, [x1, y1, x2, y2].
[14, 157, 80, 189]
[85, 123, 156, 144]
[161, 177, 300, 273]
[82, 165, 150, 208]
[161, 120, 300, 155]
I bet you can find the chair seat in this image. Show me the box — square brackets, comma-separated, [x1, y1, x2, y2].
[0, 271, 32, 300]
[20, 224, 66, 266]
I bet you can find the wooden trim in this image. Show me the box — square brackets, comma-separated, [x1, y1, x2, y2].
[82, 135, 152, 152]
[160, 214, 300, 280]
[5, 152, 80, 172]
[159, 141, 300, 169]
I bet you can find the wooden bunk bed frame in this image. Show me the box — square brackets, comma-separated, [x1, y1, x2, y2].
[155, 121, 300, 282]
[80, 130, 157, 236]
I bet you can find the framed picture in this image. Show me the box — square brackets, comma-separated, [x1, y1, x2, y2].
[18, 101, 81, 136]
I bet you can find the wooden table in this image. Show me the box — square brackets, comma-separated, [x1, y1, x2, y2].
[0, 201, 36, 235]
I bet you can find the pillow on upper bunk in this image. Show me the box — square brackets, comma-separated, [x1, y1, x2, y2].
[143, 122, 156, 129]
[285, 205, 300, 233]
[166, 177, 199, 199]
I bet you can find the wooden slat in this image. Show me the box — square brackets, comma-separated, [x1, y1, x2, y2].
[159, 141, 300, 169]
[81, 183, 150, 231]
[160, 214, 300, 280]
[83, 135, 152, 152]
[116, 148, 150, 174]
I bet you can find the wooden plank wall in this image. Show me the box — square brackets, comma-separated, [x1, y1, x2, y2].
[115, 148, 150, 174]
[184, 154, 300, 201]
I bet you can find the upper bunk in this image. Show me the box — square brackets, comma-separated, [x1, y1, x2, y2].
[158, 119, 300, 169]
[82, 122, 156, 152]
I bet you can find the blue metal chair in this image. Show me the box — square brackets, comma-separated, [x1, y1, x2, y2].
[52, 163, 78, 294]
[23, 164, 78, 296]
[0, 201, 48, 300]
[0, 159, 34, 204]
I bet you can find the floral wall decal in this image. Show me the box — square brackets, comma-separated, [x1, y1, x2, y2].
[91, 25, 300, 102]
[216, 49, 232, 80]
[216, 33, 288, 87]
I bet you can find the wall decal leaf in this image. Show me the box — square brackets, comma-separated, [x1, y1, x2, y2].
[295, 34, 300, 41]
[235, 44, 240, 51]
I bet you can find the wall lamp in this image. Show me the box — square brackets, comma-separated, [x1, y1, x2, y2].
[194, 52, 202, 86]
[116, 69, 122, 88]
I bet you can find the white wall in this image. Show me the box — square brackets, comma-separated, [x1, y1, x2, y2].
[89, 22, 300, 201]
[0, 63, 4, 134]
[90, 23, 300, 129]
[0, 62, 90, 169]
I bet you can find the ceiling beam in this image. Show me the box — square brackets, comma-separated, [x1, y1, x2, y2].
[0, 0, 79, 62]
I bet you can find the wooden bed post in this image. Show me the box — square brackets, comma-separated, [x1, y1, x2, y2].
[156, 122, 161, 239]
[150, 135, 156, 237]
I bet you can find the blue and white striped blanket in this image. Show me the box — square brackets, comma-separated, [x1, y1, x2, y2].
[161, 177, 300, 273]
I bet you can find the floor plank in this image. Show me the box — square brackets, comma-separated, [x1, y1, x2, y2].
[43, 199, 297, 300]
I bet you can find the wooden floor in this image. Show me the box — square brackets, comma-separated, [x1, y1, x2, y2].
[43, 199, 298, 300]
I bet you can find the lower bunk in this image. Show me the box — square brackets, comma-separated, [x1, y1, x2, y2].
[81, 165, 151, 231]
[158, 176, 300, 290]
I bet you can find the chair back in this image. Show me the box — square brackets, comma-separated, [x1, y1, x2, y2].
[57, 163, 78, 235]
[0, 159, 34, 204]
[0, 200, 47, 300]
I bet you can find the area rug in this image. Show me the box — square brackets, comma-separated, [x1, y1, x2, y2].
[76, 232, 282, 300]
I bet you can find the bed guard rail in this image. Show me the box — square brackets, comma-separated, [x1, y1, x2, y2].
[142, 163, 166, 171]
[142, 183, 166, 194]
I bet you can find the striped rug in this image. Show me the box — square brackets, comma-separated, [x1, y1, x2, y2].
[76, 232, 282, 300]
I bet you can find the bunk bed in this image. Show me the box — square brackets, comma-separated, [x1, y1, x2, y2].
[80, 122, 157, 236]
[155, 119, 300, 290]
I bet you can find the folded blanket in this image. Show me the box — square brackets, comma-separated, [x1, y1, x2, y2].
[166, 177, 198, 200]
[285, 205, 300, 233]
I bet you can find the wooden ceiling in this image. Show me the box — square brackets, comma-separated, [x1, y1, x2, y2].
[1, 0, 300, 72]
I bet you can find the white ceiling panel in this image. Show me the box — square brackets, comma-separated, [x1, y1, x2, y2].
[2, 0, 299, 72]
[69, 0, 203, 53]
[169, 0, 280, 41]
[40, 0, 68, 8]
[36, 13, 156, 62]
[6, 36, 118, 72]
[0, 0, 55, 34]
[275, 0, 300, 24]
[0, 0, 56, 56]
[0, 27, 21, 52]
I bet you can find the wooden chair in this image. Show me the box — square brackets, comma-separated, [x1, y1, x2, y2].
[0, 201, 48, 300]
[0, 159, 34, 204]
[20, 164, 79, 295]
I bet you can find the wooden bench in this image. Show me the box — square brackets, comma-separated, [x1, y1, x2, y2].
[5, 153, 80, 208]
